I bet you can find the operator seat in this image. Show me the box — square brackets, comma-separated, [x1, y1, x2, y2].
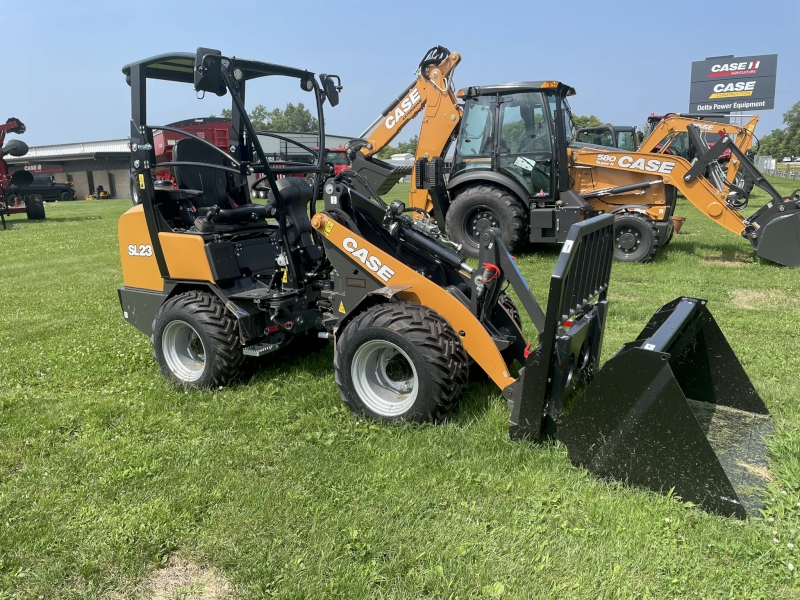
[172, 137, 235, 210]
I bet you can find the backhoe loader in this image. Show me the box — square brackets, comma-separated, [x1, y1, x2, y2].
[350, 47, 800, 266]
[117, 47, 773, 520]
[583, 114, 760, 204]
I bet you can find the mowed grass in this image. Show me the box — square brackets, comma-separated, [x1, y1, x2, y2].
[1, 183, 799, 599]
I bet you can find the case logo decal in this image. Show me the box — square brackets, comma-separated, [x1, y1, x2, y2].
[342, 237, 396, 283]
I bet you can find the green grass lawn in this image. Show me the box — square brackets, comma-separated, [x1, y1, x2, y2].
[1, 184, 799, 599]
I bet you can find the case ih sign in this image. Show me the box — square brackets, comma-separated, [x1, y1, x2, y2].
[689, 54, 777, 114]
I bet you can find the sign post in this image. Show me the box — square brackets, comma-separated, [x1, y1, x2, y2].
[689, 54, 777, 114]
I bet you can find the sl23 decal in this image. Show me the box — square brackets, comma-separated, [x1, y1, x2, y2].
[128, 244, 153, 257]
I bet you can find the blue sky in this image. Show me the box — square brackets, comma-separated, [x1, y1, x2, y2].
[3, 0, 798, 147]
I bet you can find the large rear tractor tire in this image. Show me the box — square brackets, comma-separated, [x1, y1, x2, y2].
[335, 302, 468, 422]
[612, 212, 659, 263]
[152, 290, 245, 388]
[25, 196, 46, 220]
[445, 185, 527, 259]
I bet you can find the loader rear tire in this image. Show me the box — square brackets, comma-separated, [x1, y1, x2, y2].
[25, 196, 46, 220]
[152, 290, 245, 388]
[612, 212, 659, 263]
[335, 302, 468, 422]
[446, 185, 527, 259]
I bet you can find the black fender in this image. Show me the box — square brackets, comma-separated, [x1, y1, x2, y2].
[332, 285, 411, 344]
[447, 171, 530, 208]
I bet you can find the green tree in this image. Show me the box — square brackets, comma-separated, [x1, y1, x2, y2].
[376, 136, 419, 159]
[757, 100, 800, 158]
[572, 114, 610, 129]
[219, 102, 318, 132]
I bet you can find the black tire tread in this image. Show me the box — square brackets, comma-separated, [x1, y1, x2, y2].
[335, 302, 469, 421]
[447, 185, 527, 256]
[154, 290, 245, 387]
[613, 212, 660, 263]
[25, 196, 46, 220]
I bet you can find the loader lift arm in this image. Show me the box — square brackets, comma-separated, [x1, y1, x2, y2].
[641, 114, 759, 199]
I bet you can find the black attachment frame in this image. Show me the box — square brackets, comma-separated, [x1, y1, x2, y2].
[506, 214, 615, 438]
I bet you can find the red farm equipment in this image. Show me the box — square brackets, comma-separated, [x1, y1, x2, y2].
[0, 118, 45, 228]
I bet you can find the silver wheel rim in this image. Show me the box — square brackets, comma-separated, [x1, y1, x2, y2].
[351, 340, 418, 417]
[162, 320, 206, 382]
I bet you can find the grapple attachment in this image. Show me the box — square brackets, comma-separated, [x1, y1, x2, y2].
[509, 214, 771, 518]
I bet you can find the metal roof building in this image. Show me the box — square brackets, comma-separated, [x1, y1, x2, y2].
[5, 131, 356, 199]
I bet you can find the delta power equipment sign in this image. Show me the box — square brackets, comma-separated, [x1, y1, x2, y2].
[689, 54, 777, 113]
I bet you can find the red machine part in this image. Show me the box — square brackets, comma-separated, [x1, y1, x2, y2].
[153, 118, 231, 185]
[0, 118, 30, 216]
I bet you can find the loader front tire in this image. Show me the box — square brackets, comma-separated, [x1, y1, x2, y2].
[612, 212, 659, 263]
[335, 302, 468, 422]
[152, 290, 245, 388]
[446, 185, 527, 259]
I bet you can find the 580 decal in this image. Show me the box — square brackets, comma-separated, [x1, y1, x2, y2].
[128, 244, 153, 257]
[594, 154, 676, 174]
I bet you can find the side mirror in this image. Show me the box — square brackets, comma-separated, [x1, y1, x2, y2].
[320, 74, 342, 107]
[637, 131, 644, 144]
[194, 47, 227, 97]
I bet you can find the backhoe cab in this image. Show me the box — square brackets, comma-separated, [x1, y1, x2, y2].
[576, 125, 642, 151]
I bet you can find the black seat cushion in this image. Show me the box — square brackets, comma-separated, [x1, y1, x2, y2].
[173, 138, 232, 209]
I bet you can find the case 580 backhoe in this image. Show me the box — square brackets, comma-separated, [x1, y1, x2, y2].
[350, 47, 800, 266]
[117, 47, 774, 520]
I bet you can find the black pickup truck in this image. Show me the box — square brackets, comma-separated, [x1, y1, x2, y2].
[2, 173, 76, 202]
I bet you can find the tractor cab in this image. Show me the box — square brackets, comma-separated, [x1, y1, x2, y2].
[575, 125, 641, 151]
[451, 81, 576, 208]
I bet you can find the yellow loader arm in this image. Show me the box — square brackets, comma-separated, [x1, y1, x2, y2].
[640, 115, 759, 193]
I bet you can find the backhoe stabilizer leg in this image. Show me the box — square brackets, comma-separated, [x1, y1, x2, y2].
[556, 297, 771, 518]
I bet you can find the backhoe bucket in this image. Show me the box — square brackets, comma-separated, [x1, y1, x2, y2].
[558, 298, 771, 518]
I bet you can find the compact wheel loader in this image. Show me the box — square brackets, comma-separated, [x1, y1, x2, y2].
[349, 47, 800, 266]
[117, 47, 773, 519]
